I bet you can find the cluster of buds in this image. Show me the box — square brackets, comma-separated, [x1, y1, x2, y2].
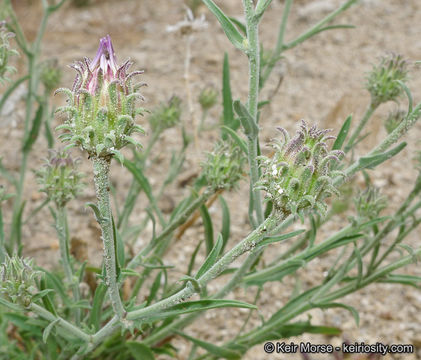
[0, 21, 18, 84]
[354, 187, 387, 221]
[384, 108, 406, 134]
[202, 140, 246, 191]
[148, 96, 182, 134]
[55, 35, 146, 160]
[366, 53, 408, 106]
[36, 150, 84, 208]
[40, 58, 62, 93]
[257, 121, 344, 216]
[198, 86, 218, 111]
[0, 256, 41, 307]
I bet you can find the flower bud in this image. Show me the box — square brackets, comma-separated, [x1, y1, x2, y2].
[354, 187, 387, 221]
[366, 53, 408, 106]
[0, 21, 18, 84]
[202, 140, 246, 191]
[148, 96, 182, 134]
[36, 149, 84, 207]
[55, 35, 146, 159]
[384, 108, 406, 134]
[0, 256, 41, 307]
[198, 87, 218, 111]
[257, 120, 344, 216]
[40, 58, 62, 93]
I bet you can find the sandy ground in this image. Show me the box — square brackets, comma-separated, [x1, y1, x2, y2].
[1, 0, 421, 359]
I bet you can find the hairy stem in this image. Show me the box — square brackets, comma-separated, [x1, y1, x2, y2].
[244, 0, 264, 225]
[92, 156, 125, 319]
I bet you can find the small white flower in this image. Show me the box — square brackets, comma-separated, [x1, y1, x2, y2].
[166, 7, 208, 36]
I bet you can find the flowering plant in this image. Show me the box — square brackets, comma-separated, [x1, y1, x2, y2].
[0, 1, 420, 360]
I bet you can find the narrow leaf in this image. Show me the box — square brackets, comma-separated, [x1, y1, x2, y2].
[333, 115, 352, 150]
[221, 126, 247, 154]
[176, 331, 241, 359]
[126, 342, 155, 360]
[23, 104, 43, 153]
[219, 196, 230, 252]
[43, 319, 60, 343]
[196, 234, 223, 279]
[199, 204, 214, 255]
[202, 0, 245, 51]
[259, 229, 305, 247]
[359, 142, 406, 170]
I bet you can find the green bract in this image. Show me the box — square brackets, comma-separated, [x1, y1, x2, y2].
[55, 35, 146, 160]
[257, 121, 345, 216]
[366, 53, 408, 106]
[0, 256, 41, 307]
[202, 140, 246, 191]
[36, 150, 84, 207]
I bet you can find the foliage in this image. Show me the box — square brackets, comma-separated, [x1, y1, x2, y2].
[0, 0, 421, 359]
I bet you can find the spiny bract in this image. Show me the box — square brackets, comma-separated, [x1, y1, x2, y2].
[55, 35, 146, 161]
[257, 120, 345, 217]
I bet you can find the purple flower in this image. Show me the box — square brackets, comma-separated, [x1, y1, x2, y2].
[56, 35, 146, 158]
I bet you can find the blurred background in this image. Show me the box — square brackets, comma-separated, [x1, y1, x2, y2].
[1, 0, 421, 358]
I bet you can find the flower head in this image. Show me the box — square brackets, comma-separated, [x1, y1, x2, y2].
[198, 86, 218, 111]
[148, 96, 182, 134]
[0, 21, 18, 84]
[55, 35, 146, 159]
[40, 58, 62, 93]
[257, 120, 345, 216]
[366, 53, 409, 105]
[354, 187, 387, 221]
[0, 255, 41, 307]
[36, 149, 84, 207]
[202, 139, 246, 191]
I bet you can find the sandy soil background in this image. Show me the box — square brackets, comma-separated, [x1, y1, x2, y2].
[1, 0, 421, 359]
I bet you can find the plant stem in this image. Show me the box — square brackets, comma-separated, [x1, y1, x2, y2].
[344, 101, 378, 153]
[244, 0, 264, 225]
[92, 156, 125, 319]
[56, 206, 81, 325]
[9, 6, 51, 254]
[126, 214, 279, 321]
[260, 0, 293, 87]
[30, 303, 91, 342]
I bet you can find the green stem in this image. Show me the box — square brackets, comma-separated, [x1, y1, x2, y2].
[283, 0, 357, 50]
[261, 0, 293, 87]
[30, 303, 91, 342]
[344, 101, 378, 153]
[244, 0, 264, 225]
[92, 156, 125, 319]
[9, 6, 52, 254]
[56, 206, 81, 325]
[126, 215, 279, 321]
